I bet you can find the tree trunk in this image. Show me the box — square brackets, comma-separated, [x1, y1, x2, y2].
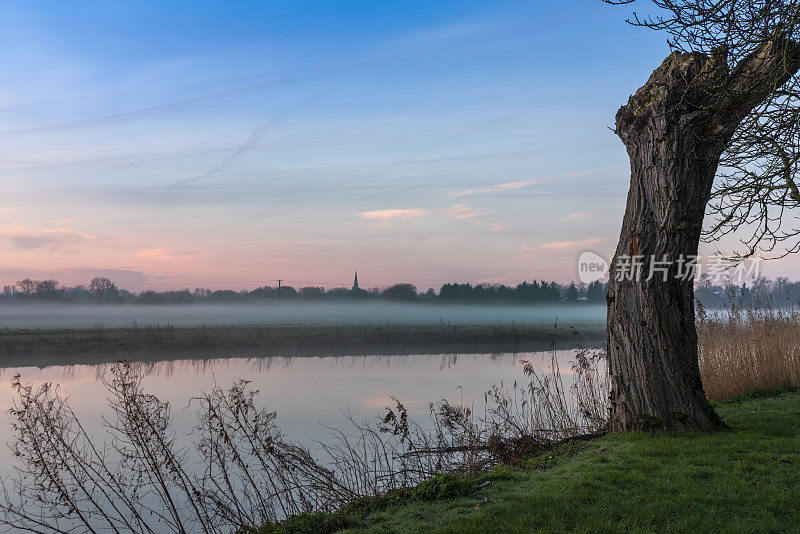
[608, 41, 800, 430]
[607, 52, 731, 432]
[607, 36, 800, 431]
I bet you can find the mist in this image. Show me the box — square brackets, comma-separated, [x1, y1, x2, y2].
[0, 302, 607, 330]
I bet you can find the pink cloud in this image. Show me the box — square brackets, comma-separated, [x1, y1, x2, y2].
[359, 209, 431, 221]
[521, 237, 610, 253]
[0, 225, 111, 251]
[56, 217, 95, 226]
[446, 204, 492, 219]
[561, 211, 593, 221]
[45, 228, 103, 240]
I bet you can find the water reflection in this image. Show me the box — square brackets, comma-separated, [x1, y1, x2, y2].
[0, 351, 538, 382]
[0, 350, 583, 474]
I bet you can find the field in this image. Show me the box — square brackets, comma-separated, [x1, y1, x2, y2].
[0, 321, 605, 366]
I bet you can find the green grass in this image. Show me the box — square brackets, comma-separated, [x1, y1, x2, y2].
[253, 390, 800, 533]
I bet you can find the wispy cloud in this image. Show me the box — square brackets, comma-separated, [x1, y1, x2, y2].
[1, 227, 107, 251]
[446, 204, 492, 219]
[359, 209, 431, 221]
[561, 211, 594, 221]
[5, 234, 62, 251]
[447, 166, 624, 198]
[49, 228, 103, 240]
[137, 248, 204, 261]
[520, 237, 610, 253]
[404, 21, 496, 45]
[490, 223, 507, 232]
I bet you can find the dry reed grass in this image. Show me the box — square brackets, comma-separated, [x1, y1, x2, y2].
[698, 297, 800, 401]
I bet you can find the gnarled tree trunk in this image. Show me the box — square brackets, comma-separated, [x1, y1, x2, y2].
[607, 45, 800, 431]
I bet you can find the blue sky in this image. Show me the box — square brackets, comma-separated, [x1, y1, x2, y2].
[1, 0, 796, 289]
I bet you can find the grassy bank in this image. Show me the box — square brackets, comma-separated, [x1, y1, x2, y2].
[0, 322, 605, 363]
[252, 389, 800, 533]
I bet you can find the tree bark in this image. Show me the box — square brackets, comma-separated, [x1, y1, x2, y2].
[607, 44, 800, 431]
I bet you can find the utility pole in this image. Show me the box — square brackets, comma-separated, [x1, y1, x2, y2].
[277, 279, 282, 305]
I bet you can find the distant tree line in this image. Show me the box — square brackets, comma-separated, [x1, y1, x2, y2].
[693, 275, 800, 308]
[4, 277, 129, 303]
[3, 275, 798, 307]
[0, 277, 610, 305]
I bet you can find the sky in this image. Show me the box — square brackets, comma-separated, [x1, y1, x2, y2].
[2, 0, 800, 290]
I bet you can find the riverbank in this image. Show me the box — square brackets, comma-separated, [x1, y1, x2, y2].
[0, 322, 605, 365]
[251, 388, 800, 533]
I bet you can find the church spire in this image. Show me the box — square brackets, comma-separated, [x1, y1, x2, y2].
[352, 270, 359, 291]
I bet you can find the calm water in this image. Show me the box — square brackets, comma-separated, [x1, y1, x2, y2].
[0, 349, 590, 532]
[0, 350, 583, 471]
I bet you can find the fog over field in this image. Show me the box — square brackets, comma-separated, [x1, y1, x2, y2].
[0, 302, 607, 330]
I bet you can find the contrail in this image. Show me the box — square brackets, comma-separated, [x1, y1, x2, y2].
[0, 64, 330, 115]
[0, 78, 320, 135]
[447, 165, 626, 197]
[0, 36, 485, 119]
[168, 91, 325, 188]
[121, 147, 547, 174]
[352, 111, 525, 184]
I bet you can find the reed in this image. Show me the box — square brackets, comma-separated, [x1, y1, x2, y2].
[698, 297, 800, 401]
